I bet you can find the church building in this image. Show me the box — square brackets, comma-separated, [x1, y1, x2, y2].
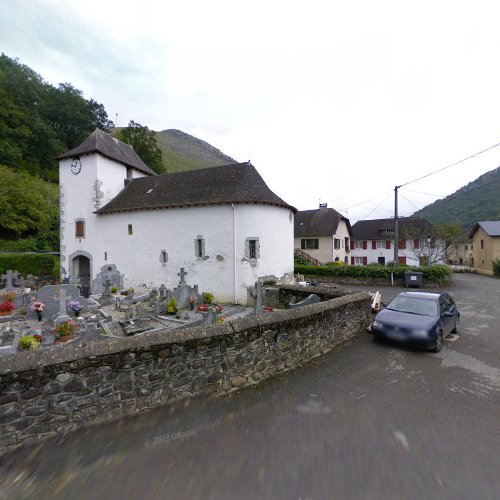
[57, 129, 296, 304]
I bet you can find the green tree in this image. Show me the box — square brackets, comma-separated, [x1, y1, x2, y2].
[116, 120, 165, 173]
[0, 165, 59, 248]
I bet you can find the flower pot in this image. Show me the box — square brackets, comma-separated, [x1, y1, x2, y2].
[56, 334, 74, 343]
[0, 311, 11, 317]
[190, 304, 195, 310]
[74, 310, 81, 318]
[36, 311, 43, 321]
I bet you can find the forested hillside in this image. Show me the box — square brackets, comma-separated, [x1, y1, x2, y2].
[413, 165, 500, 230]
[0, 53, 114, 182]
[0, 53, 115, 250]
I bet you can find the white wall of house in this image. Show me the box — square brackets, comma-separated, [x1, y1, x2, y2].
[294, 220, 351, 264]
[60, 153, 294, 304]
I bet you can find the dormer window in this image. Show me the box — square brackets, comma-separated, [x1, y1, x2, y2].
[381, 229, 394, 235]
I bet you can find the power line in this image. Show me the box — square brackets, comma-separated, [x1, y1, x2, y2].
[404, 188, 445, 198]
[362, 193, 392, 220]
[339, 193, 389, 212]
[399, 192, 422, 211]
[400, 140, 500, 188]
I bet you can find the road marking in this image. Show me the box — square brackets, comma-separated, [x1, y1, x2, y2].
[394, 431, 410, 450]
[295, 400, 331, 415]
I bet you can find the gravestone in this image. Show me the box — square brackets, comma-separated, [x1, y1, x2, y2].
[253, 282, 264, 316]
[35, 284, 86, 319]
[54, 288, 72, 325]
[159, 284, 167, 302]
[170, 268, 201, 309]
[287, 293, 321, 310]
[100, 278, 114, 306]
[92, 264, 124, 295]
[1, 270, 20, 291]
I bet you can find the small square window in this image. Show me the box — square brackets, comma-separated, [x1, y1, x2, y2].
[194, 236, 206, 259]
[128, 224, 133, 235]
[75, 220, 85, 238]
[245, 237, 260, 261]
[249, 240, 257, 259]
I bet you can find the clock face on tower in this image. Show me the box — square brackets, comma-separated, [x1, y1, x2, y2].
[70, 158, 82, 175]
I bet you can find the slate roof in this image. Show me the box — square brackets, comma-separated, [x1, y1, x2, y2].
[469, 221, 500, 238]
[96, 162, 297, 214]
[352, 217, 434, 240]
[294, 208, 352, 237]
[56, 128, 157, 176]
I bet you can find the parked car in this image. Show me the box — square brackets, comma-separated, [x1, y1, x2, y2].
[371, 291, 460, 352]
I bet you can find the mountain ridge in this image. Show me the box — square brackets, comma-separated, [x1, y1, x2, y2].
[413, 165, 500, 230]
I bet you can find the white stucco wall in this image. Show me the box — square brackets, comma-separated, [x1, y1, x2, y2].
[351, 239, 445, 266]
[59, 153, 146, 278]
[60, 152, 294, 304]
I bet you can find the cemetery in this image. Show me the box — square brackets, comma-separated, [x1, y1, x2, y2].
[0, 266, 371, 452]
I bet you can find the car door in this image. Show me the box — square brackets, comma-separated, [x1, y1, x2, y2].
[439, 295, 454, 334]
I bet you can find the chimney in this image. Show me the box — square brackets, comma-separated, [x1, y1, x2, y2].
[319, 203, 328, 210]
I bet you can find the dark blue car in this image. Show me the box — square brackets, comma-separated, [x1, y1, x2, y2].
[371, 291, 460, 352]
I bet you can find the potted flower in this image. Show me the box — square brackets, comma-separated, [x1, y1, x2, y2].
[203, 292, 214, 305]
[0, 300, 15, 317]
[18, 334, 41, 350]
[197, 304, 209, 312]
[30, 301, 45, 321]
[1, 291, 16, 302]
[167, 297, 178, 315]
[213, 304, 223, 314]
[67, 299, 82, 318]
[188, 296, 197, 310]
[52, 320, 78, 342]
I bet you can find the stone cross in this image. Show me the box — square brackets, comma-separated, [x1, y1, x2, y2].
[58, 288, 68, 315]
[1, 270, 19, 291]
[54, 288, 71, 324]
[254, 281, 263, 316]
[159, 284, 166, 301]
[177, 268, 188, 286]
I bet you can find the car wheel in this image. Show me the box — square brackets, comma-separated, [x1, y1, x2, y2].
[432, 331, 443, 353]
[451, 317, 459, 334]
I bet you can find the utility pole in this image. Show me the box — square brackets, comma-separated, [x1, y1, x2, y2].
[393, 185, 401, 264]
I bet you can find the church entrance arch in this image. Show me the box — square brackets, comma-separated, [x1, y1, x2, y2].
[69, 251, 92, 297]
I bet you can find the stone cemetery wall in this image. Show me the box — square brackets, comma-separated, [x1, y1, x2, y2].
[0, 292, 371, 453]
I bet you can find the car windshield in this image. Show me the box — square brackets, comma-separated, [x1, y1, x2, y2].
[387, 296, 438, 316]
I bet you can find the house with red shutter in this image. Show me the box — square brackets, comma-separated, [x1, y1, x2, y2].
[350, 217, 443, 266]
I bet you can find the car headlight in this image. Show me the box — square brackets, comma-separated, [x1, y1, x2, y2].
[372, 320, 383, 328]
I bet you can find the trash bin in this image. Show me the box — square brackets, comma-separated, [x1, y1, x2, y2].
[404, 271, 423, 288]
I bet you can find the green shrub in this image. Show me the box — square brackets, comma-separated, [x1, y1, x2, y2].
[0, 253, 57, 276]
[167, 297, 177, 313]
[18, 335, 41, 350]
[492, 258, 500, 276]
[111, 287, 119, 294]
[294, 254, 310, 266]
[203, 292, 214, 304]
[294, 263, 452, 283]
[325, 261, 344, 267]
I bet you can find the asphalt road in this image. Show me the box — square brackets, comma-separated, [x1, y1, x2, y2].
[1, 273, 499, 500]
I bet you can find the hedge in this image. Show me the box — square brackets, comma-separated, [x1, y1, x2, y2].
[295, 263, 452, 284]
[0, 253, 58, 276]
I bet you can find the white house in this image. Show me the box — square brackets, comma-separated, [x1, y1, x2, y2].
[294, 205, 352, 264]
[350, 217, 443, 266]
[57, 129, 296, 304]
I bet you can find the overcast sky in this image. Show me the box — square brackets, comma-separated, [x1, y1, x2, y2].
[2, 0, 500, 222]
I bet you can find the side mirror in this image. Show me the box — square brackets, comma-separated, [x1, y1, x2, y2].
[443, 311, 454, 318]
